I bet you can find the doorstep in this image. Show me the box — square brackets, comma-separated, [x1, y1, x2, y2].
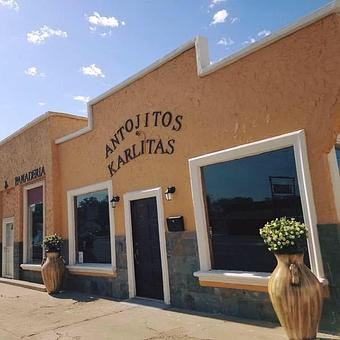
[0, 277, 46, 292]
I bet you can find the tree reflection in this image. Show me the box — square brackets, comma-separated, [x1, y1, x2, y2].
[75, 192, 110, 264]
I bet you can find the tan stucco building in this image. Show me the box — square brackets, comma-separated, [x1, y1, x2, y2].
[1, 2, 340, 333]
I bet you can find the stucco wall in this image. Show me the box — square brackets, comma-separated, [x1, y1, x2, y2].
[0, 114, 87, 243]
[1, 188, 21, 241]
[57, 14, 340, 239]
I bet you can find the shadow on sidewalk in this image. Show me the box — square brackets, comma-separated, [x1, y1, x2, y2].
[48, 290, 100, 303]
[46, 290, 340, 339]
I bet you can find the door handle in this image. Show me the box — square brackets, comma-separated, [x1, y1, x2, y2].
[134, 248, 140, 265]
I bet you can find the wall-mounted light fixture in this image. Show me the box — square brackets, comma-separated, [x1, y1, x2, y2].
[4, 180, 8, 190]
[165, 186, 176, 201]
[110, 196, 120, 208]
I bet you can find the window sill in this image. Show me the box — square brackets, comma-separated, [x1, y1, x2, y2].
[20, 264, 41, 272]
[67, 264, 117, 277]
[194, 270, 329, 294]
[194, 270, 270, 292]
[20, 264, 117, 278]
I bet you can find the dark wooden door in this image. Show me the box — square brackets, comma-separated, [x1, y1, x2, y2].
[131, 197, 164, 300]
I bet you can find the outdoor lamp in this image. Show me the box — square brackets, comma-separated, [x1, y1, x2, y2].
[110, 196, 120, 208]
[4, 180, 8, 190]
[165, 186, 176, 201]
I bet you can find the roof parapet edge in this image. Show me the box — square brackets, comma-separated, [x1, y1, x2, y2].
[0, 111, 87, 147]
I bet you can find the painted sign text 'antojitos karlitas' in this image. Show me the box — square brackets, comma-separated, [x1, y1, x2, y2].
[105, 111, 183, 176]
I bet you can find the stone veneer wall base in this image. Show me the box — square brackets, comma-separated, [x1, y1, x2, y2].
[63, 236, 129, 299]
[16, 241, 43, 284]
[317, 224, 340, 333]
[14, 241, 23, 280]
[165, 232, 277, 322]
[21, 270, 43, 284]
[0, 242, 2, 275]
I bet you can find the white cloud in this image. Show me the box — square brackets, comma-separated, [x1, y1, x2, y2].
[211, 9, 228, 25]
[242, 37, 256, 46]
[209, 57, 223, 65]
[100, 31, 111, 37]
[89, 12, 118, 27]
[73, 95, 90, 103]
[87, 12, 125, 31]
[230, 17, 239, 24]
[0, 0, 19, 11]
[24, 67, 38, 76]
[217, 37, 234, 47]
[241, 30, 270, 46]
[38, 102, 46, 106]
[24, 66, 45, 77]
[81, 64, 105, 78]
[209, 0, 226, 9]
[27, 25, 67, 45]
[258, 29, 271, 38]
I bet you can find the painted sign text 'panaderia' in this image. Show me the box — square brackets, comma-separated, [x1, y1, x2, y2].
[15, 166, 46, 186]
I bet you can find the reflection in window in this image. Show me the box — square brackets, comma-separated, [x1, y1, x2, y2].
[74, 190, 111, 264]
[202, 147, 308, 273]
[27, 186, 43, 264]
[335, 146, 340, 172]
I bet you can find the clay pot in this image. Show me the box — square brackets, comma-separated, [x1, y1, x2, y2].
[41, 252, 65, 294]
[268, 253, 323, 340]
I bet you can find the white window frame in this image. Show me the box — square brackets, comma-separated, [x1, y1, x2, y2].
[21, 181, 45, 271]
[328, 139, 340, 222]
[123, 187, 171, 305]
[67, 180, 116, 275]
[189, 130, 326, 287]
[2, 217, 15, 278]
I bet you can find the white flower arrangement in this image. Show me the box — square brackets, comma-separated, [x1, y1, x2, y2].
[259, 217, 308, 252]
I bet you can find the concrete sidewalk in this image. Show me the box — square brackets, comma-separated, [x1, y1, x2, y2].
[0, 283, 338, 340]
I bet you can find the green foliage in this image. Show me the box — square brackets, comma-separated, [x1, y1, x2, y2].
[259, 217, 308, 253]
[43, 234, 63, 252]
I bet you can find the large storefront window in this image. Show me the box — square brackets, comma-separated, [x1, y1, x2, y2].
[74, 189, 111, 264]
[27, 186, 43, 264]
[202, 147, 307, 273]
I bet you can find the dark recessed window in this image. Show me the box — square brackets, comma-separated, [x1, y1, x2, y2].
[27, 186, 43, 264]
[202, 147, 308, 273]
[74, 190, 111, 264]
[335, 147, 340, 171]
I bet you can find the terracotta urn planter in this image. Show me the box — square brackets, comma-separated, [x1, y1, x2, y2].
[41, 251, 65, 294]
[268, 252, 323, 340]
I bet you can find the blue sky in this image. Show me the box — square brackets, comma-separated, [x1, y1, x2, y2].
[0, 0, 332, 141]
